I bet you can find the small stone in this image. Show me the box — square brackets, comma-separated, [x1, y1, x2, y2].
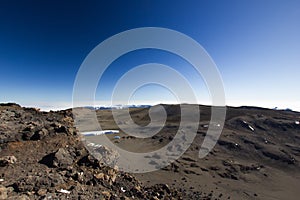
[0, 186, 8, 200]
[134, 185, 141, 191]
[101, 191, 111, 198]
[37, 188, 47, 196]
[104, 174, 110, 181]
[0, 155, 17, 167]
[94, 173, 105, 180]
[110, 173, 117, 182]
[55, 125, 68, 134]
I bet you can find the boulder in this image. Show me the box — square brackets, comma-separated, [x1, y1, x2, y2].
[87, 145, 119, 167]
[31, 128, 49, 140]
[39, 148, 74, 169]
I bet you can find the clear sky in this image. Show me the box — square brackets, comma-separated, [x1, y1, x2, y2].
[0, 0, 299, 111]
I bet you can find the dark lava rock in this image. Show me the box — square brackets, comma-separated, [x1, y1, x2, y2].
[31, 128, 49, 140]
[40, 148, 74, 169]
[0, 155, 17, 167]
[12, 173, 64, 193]
[54, 125, 69, 134]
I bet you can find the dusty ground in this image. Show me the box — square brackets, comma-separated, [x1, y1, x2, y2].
[94, 104, 300, 200]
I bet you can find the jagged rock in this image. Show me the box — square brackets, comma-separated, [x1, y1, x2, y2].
[77, 154, 100, 168]
[87, 145, 119, 167]
[53, 148, 74, 168]
[55, 125, 68, 134]
[31, 128, 49, 140]
[22, 126, 35, 140]
[0, 155, 17, 167]
[40, 148, 74, 169]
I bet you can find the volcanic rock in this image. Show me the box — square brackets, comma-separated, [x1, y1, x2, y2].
[0, 155, 17, 167]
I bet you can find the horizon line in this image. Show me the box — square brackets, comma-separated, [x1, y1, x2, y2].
[1, 101, 299, 113]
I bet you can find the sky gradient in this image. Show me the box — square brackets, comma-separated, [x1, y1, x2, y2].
[0, 0, 299, 110]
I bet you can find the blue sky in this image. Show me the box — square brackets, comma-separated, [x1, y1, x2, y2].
[0, 0, 299, 110]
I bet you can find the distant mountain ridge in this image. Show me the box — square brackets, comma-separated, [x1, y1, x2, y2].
[84, 105, 151, 110]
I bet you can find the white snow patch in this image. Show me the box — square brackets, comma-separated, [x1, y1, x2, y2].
[81, 130, 119, 136]
[58, 189, 71, 194]
[87, 143, 102, 148]
[242, 120, 254, 131]
[248, 125, 255, 131]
